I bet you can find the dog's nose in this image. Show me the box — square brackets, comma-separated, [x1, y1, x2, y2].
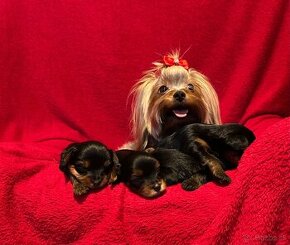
[173, 91, 186, 102]
[153, 183, 161, 192]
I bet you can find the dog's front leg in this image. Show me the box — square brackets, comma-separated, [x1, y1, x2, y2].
[202, 154, 231, 185]
[181, 173, 208, 191]
[191, 138, 231, 185]
[71, 177, 90, 195]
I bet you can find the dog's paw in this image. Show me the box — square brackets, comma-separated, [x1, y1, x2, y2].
[73, 184, 90, 196]
[181, 178, 201, 191]
[213, 171, 231, 185]
[208, 162, 231, 185]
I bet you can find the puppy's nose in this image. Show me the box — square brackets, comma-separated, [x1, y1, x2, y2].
[173, 91, 186, 102]
[153, 183, 161, 192]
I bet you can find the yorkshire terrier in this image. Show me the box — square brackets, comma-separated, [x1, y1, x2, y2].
[122, 50, 221, 150]
[117, 148, 210, 198]
[116, 149, 167, 198]
[157, 123, 255, 184]
[60, 141, 120, 195]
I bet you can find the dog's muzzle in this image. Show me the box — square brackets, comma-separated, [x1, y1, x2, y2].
[173, 90, 186, 102]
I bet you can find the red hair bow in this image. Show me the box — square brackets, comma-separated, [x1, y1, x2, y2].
[163, 55, 189, 69]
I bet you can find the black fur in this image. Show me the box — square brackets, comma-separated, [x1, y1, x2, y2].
[157, 123, 255, 165]
[151, 148, 209, 190]
[156, 123, 255, 183]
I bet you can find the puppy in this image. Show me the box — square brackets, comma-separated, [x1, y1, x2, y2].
[116, 150, 166, 198]
[116, 149, 209, 198]
[122, 50, 221, 150]
[157, 123, 255, 184]
[60, 141, 120, 195]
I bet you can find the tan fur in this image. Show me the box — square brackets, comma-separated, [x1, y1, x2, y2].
[139, 179, 167, 198]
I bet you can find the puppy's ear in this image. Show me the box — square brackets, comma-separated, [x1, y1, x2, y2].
[59, 143, 79, 173]
[109, 150, 121, 184]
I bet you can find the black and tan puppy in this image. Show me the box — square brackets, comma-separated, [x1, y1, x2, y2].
[116, 150, 167, 198]
[60, 141, 120, 195]
[157, 123, 255, 184]
[116, 148, 209, 198]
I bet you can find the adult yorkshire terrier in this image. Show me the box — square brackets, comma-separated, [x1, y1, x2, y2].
[123, 51, 221, 150]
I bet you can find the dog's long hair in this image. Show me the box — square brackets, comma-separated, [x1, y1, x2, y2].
[126, 51, 221, 150]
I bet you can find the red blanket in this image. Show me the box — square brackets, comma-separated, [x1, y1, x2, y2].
[0, 0, 289, 244]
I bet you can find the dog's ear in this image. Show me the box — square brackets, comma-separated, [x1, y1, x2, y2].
[59, 143, 79, 173]
[109, 150, 121, 184]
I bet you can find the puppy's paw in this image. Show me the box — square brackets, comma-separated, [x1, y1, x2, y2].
[208, 161, 231, 185]
[181, 178, 201, 191]
[213, 171, 231, 185]
[73, 183, 90, 196]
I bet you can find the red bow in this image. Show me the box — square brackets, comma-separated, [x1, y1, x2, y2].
[163, 56, 189, 69]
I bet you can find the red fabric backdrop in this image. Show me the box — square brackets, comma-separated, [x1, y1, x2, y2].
[0, 0, 289, 244]
[1, 0, 289, 148]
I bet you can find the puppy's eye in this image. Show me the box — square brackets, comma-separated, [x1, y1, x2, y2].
[75, 164, 87, 175]
[187, 84, 194, 91]
[158, 85, 169, 94]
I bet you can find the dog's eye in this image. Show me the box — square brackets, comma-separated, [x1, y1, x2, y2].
[158, 85, 169, 94]
[75, 164, 87, 175]
[187, 84, 194, 91]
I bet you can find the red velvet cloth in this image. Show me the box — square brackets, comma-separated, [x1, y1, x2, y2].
[0, 0, 289, 244]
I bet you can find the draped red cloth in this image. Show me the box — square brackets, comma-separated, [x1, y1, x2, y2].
[0, 1, 289, 244]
